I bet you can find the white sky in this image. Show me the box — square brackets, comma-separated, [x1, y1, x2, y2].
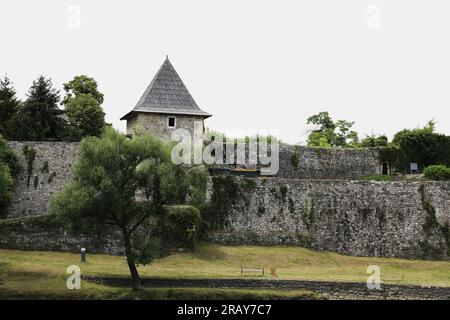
[1, 0, 449, 144]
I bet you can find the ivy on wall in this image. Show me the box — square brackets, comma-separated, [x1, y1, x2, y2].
[203, 175, 256, 230]
[270, 185, 288, 202]
[290, 146, 300, 171]
[41, 161, 49, 173]
[22, 145, 36, 187]
[418, 183, 450, 259]
[47, 172, 56, 184]
[302, 198, 315, 232]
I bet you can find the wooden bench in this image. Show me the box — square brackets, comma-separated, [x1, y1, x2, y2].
[241, 266, 265, 276]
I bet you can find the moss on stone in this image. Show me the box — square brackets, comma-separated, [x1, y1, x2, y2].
[302, 198, 315, 232]
[47, 172, 56, 184]
[288, 198, 295, 214]
[291, 147, 300, 171]
[41, 161, 49, 174]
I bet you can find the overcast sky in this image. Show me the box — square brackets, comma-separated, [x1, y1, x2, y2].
[1, 0, 449, 144]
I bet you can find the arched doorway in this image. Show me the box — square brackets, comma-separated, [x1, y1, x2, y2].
[382, 162, 389, 175]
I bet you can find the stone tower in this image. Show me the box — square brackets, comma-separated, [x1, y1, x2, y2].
[120, 57, 212, 143]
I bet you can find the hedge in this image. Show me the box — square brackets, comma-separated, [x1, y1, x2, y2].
[161, 205, 201, 249]
[424, 165, 450, 181]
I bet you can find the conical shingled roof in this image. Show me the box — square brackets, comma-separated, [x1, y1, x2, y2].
[121, 57, 211, 120]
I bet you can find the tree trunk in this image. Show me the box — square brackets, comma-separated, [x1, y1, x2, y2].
[123, 233, 141, 291]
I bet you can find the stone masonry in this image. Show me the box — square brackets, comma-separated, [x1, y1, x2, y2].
[208, 178, 450, 259]
[3, 141, 450, 260]
[277, 145, 381, 179]
[125, 112, 205, 143]
[6, 141, 78, 217]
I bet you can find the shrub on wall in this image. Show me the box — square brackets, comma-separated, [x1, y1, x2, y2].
[203, 176, 256, 230]
[186, 166, 208, 209]
[424, 165, 450, 181]
[0, 163, 13, 218]
[203, 175, 239, 229]
[161, 205, 201, 249]
[0, 135, 19, 218]
[0, 135, 20, 177]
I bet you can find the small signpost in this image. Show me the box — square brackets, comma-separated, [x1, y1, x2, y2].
[80, 248, 87, 263]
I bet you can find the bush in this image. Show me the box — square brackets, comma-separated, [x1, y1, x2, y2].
[424, 165, 450, 181]
[0, 135, 19, 218]
[0, 135, 20, 177]
[186, 166, 208, 209]
[0, 163, 13, 218]
[162, 205, 201, 249]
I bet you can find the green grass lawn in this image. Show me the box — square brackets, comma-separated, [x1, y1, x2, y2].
[0, 242, 449, 299]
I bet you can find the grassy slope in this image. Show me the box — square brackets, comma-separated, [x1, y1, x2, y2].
[0, 259, 316, 300]
[1, 243, 449, 285]
[0, 269, 316, 300]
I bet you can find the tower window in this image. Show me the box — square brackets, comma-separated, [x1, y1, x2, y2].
[168, 116, 176, 128]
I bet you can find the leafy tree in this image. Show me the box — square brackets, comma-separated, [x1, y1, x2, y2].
[306, 131, 332, 147]
[62, 75, 104, 105]
[306, 112, 335, 131]
[11, 76, 65, 140]
[62, 75, 106, 140]
[51, 128, 190, 290]
[0, 76, 20, 139]
[306, 112, 359, 147]
[360, 134, 388, 147]
[64, 94, 106, 139]
[334, 120, 359, 147]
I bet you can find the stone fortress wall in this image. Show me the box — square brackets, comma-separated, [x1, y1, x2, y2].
[6, 141, 78, 218]
[5, 141, 382, 218]
[2, 141, 449, 259]
[207, 178, 450, 259]
[276, 145, 380, 179]
[213, 143, 381, 179]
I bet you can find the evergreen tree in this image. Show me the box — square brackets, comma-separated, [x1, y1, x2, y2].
[0, 76, 20, 139]
[12, 76, 65, 140]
